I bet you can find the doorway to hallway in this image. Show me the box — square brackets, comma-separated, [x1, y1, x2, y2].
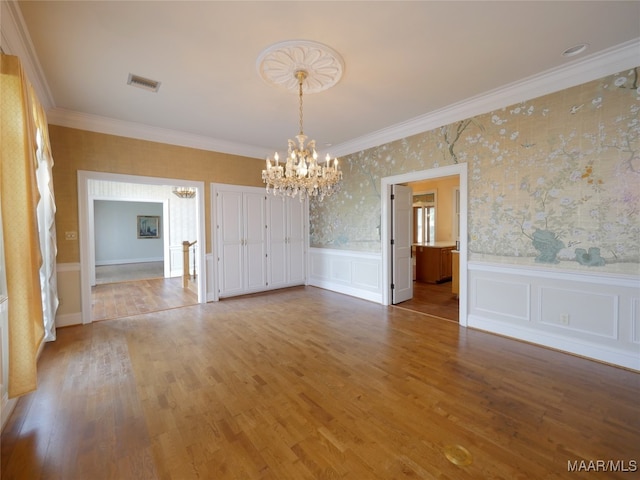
[77, 171, 206, 324]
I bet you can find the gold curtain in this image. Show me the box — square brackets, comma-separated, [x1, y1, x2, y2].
[0, 54, 45, 398]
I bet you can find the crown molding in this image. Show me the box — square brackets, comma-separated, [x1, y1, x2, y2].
[2, 0, 264, 160]
[1, 0, 55, 109]
[46, 108, 268, 159]
[4, 0, 638, 161]
[50, 38, 639, 160]
[330, 38, 640, 158]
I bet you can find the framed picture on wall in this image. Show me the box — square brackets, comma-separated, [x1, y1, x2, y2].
[137, 215, 160, 239]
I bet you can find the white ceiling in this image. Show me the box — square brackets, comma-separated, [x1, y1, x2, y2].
[5, 1, 640, 159]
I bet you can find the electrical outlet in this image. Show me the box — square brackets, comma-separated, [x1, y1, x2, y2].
[64, 231, 77, 240]
[560, 313, 570, 325]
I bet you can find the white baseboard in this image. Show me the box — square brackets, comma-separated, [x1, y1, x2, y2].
[95, 257, 163, 266]
[308, 278, 383, 304]
[468, 314, 640, 371]
[55, 312, 83, 328]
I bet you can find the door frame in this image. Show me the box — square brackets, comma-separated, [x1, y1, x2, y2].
[78, 170, 206, 324]
[381, 164, 468, 327]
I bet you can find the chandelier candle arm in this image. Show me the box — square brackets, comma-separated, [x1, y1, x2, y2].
[261, 62, 342, 201]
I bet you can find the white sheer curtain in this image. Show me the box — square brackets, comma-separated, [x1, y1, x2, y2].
[35, 127, 58, 342]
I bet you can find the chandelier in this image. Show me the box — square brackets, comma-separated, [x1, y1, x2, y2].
[258, 40, 344, 202]
[262, 70, 341, 201]
[172, 187, 196, 198]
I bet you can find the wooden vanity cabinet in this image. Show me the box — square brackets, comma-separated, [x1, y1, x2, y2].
[452, 250, 459, 296]
[414, 244, 455, 283]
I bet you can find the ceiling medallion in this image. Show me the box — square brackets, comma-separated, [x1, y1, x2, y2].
[257, 40, 344, 93]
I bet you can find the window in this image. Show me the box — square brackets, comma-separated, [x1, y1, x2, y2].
[453, 187, 460, 241]
[413, 191, 436, 244]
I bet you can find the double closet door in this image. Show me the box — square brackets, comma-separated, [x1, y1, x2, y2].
[214, 184, 306, 298]
[267, 196, 306, 289]
[216, 187, 267, 297]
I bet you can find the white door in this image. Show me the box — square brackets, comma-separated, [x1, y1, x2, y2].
[267, 196, 288, 289]
[391, 184, 413, 304]
[244, 192, 267, 292]
[268, 196, 305, 289]
[287, 198, 306, 285]
[218, 190, 244, 296]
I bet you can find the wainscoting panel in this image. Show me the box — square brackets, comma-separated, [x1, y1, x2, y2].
[330, 256, 352, 284]
[308, 248, 382, 303]
[468, 262, 640, 371]
[539, 287, 618, 339]
[352, 260, 382, 291]
[169, 244, 183, 277]
[473, 277, 530, 322]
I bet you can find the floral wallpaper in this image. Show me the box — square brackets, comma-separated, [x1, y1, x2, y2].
[310, 68, 640, 274]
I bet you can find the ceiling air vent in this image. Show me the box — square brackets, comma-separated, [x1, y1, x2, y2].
[127, 73, 161, 92]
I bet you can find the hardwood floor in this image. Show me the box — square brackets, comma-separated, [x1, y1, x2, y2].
[92, 278, 198, 322]
[394, 281, 459, 321]
[2, 286, 639, 479]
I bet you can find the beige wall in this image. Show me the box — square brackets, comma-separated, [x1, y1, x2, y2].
[411, 175, 459, 242]
[56, 268, 81, 318]
[50, 125, 266, 262]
